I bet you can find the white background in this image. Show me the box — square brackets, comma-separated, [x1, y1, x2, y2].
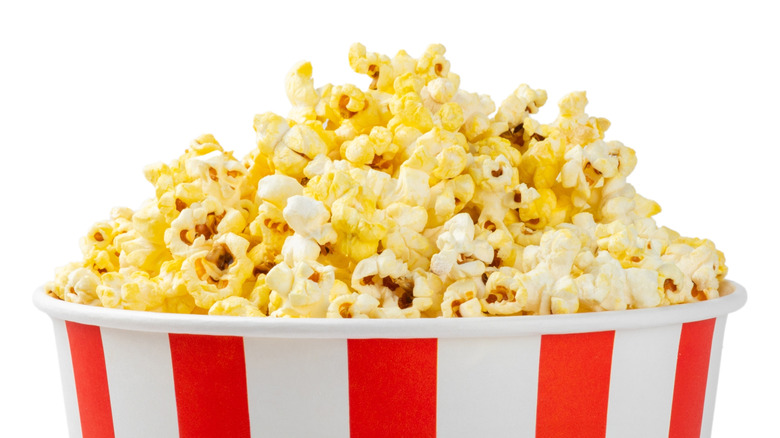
[1, 0, 777, 436]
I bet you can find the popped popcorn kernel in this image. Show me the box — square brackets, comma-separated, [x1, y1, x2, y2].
[48, 43, 728, 319]
[209, 296, 265, 317]
[181, 232, 253, 310]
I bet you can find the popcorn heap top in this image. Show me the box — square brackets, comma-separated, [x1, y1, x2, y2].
[46, 43, 727, 318]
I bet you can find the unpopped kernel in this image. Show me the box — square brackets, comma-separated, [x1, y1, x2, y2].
[46, 43, 728, 317]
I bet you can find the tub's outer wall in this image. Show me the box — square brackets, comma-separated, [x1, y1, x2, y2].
[51, 316, 728, 438]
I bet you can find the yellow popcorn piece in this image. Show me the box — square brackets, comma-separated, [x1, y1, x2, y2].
[382, 202, 435, 271]
[181, 232, 253, 310]
[79, 220, 124, 275]
[480, 227, 521, 270]
[116, 229, 170, 276]
[427, 174, 475, 227]
[45, 262, 83, 300]
[342, 126, 398, 171]
[267, 260, 335, 318]
[209, 296, 264, 317]
[246, 201, 293, 270]
[481, 267, 527, 315]
[244, 273, 272, 314]
[442, 278, 485, 318]
[348, 43, 394, 93]
[327, 292, 380, 319]
[436, 102, 465, 132]
[380, 166, 431, 209]
[246, 112, 290, 187]
[469, 154, 519, 227]
[157, 258, 197, 314]
[330, 187, 387, 262]
[184, 150, 247, 209]
[302, 158, 358, 208]
[50, 42, 728, 318]
[329, 84, 386, 139]
[285, 61, 319, 109]
[97, 271, 166, 312]
[165, 197, 226, 258]
[421, 77, 458, 114]
[415, 44, 451, 84]
[387, 89, 434, 134]
[657, 262, 693, 305]
[411, 269, 444, 316]
[270, 124, 329, 180]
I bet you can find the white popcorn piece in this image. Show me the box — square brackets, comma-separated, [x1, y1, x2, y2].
[494, 84, 548, 129]
[282, 195, 337, 245]
[256, 174, 304, 210]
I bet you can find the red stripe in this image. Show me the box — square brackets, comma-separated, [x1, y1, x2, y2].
[169, 334, 251, 438]
[65, 321, 115, 438]
[536, 331, 615, 438]
[669, 318, 717, 438]
[347, 339, 437, 438]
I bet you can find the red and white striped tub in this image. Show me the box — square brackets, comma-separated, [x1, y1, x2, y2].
[34, 281, 746, 438]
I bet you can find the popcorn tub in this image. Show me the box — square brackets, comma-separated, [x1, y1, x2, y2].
[34, 281, 746, 438]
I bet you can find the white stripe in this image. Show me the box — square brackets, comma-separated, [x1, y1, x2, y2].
[605, 324, 682, 438]
[244, 338, 350, 437]
[700, 316, 727, 438]
[436, 336, 541, 438]
[53, 319, 83, 438]
[100, 328, 179, 438]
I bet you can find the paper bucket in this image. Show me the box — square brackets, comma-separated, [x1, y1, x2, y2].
[34, 280, 746, 438]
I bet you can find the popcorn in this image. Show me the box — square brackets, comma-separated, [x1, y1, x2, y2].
[348, 43, 394, 93]
[351, 250, 415, 315]
[430, 213, 494, 282]
[411, 269, 444, 316]
[282, 195, 337, 245]
[330, 187, 387, 262]
[209, 296, 265, 317]
[96, 271, 165, 312]
[382, 202, 435, 271]
[62, 267, 102, 306]
[164, 197, 227, 258]
[327, 291, 380, 319]
[267, 260, 335, 318]
[442, 278, 485, 318]
[495, 84, 548, 130]
[427, 174, 475, 227]
[246, 201, 293, 271]
[185, 150, 247, 208]
[181, 233, 253, 309]
[255, 174, 303, 210]
[273, 124, 329, 180]
[285, 61, 319, 109]
[481, 267, 527, 315]
[49, 43, 728, 319]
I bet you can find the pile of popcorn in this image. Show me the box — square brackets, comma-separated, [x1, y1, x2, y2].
[46, 44, 727, 318]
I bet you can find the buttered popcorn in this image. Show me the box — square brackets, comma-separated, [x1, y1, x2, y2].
[46, 43, 728, 318]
